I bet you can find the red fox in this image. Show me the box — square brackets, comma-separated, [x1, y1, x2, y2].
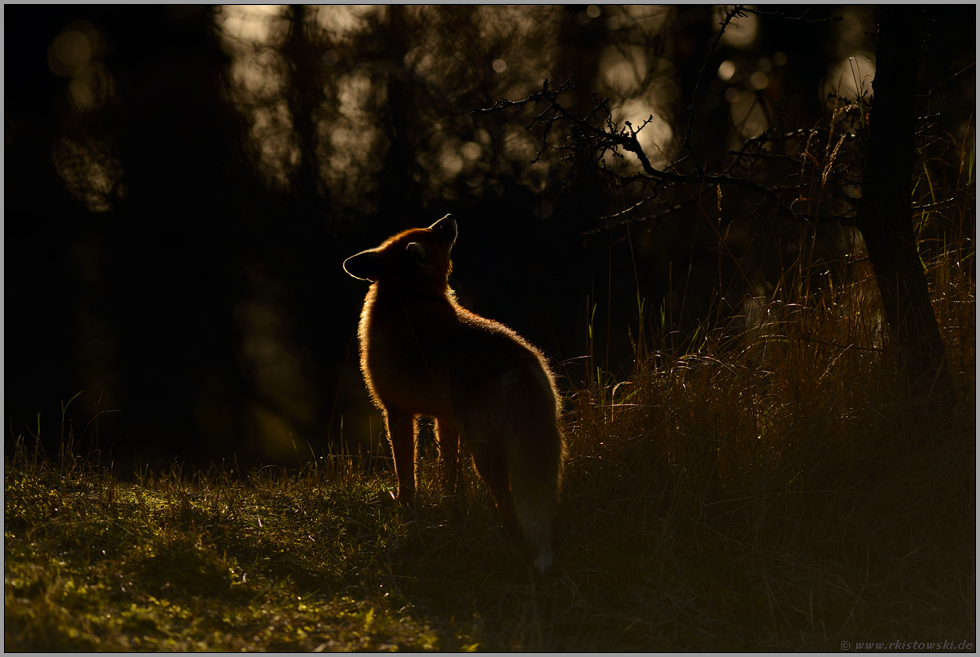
[343, 215, 565, 571]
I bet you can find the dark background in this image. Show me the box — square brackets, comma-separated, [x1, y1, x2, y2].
[5, 5, 974, 470]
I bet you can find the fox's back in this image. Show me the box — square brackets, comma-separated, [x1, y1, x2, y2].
[360, 283, 558, 425]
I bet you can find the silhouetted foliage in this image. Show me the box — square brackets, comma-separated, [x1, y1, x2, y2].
[477, 6, 973, 415]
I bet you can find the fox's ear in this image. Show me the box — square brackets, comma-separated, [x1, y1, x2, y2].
[343, 249, 383, 281]
[407, 242, 431, 272]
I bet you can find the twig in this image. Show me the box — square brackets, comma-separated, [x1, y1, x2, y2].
[583, 194, 708, 236]
[729, 150, 801, 164]
[740, 7, 843, 24]
[682, 5, 748, 175]
[927, 62, 975, 94]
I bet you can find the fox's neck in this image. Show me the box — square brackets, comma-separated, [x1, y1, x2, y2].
[371, 280, 456, 306]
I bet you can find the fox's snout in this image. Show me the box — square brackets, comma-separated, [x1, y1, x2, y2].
[430, 214, 457, 242]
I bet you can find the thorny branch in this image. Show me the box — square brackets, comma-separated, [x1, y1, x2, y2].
[682, 5, 747, 173]
[476, 77, 858, 227]
[582, 192, 711, 236]
[473, 8, 877, 232]
[740, 7, 844, 24]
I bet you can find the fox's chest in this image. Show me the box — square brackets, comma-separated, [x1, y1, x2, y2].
[358, 292, 459, 397]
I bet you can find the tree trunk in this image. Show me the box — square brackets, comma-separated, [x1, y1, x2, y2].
[377, 5, 425, 225]
[284, 4, 326, 205]
[860, 7, 953, 406]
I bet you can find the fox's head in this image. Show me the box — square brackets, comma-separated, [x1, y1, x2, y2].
[343, 214, 457, 291]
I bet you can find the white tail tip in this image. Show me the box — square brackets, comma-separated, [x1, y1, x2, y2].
[536, 546, 553, 572]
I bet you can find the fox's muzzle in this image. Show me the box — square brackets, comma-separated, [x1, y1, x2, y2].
[430, 214, 457, 244]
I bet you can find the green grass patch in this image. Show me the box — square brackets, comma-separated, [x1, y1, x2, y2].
[4, 452, 469, 651]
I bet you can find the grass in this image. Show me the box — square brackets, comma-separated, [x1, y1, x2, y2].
[5, 233, 975, 651]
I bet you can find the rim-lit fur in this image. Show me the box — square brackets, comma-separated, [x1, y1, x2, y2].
[344, 215, 565, 571]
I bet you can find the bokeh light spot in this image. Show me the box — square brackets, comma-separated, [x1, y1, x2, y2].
[717, 60, 736, 81]
[749, 71, 768, 90]
[717, 7, 758, 49]
[461, 141, 482, 161]
[48, 24, 98, 77]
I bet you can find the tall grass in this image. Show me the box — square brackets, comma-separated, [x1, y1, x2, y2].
[5, 222, 975, 650]
[558, 222, 974, 647]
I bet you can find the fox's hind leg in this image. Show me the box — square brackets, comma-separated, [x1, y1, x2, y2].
[469, 440, 523, 550]
[384, 410, 417, 503]
[435, 416, 460, 496]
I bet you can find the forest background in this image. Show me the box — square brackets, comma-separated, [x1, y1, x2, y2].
[5, 5, 975, 469]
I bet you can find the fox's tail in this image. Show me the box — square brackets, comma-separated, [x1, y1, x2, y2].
[508, 422, 564, 572]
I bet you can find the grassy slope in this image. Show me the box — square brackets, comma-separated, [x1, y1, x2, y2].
[5, 238, 976, 651]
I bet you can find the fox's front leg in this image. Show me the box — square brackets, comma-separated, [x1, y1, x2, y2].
[435, 416, 460, 495]
[385, 410, 417, 503]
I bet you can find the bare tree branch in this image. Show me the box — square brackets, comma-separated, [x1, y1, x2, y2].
[476, 84, 820, 222]
[474, 7, 866, 233]
[740, 7, 844, 24]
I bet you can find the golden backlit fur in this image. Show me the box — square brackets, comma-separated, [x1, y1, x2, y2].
[343, 215, 565, 571]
